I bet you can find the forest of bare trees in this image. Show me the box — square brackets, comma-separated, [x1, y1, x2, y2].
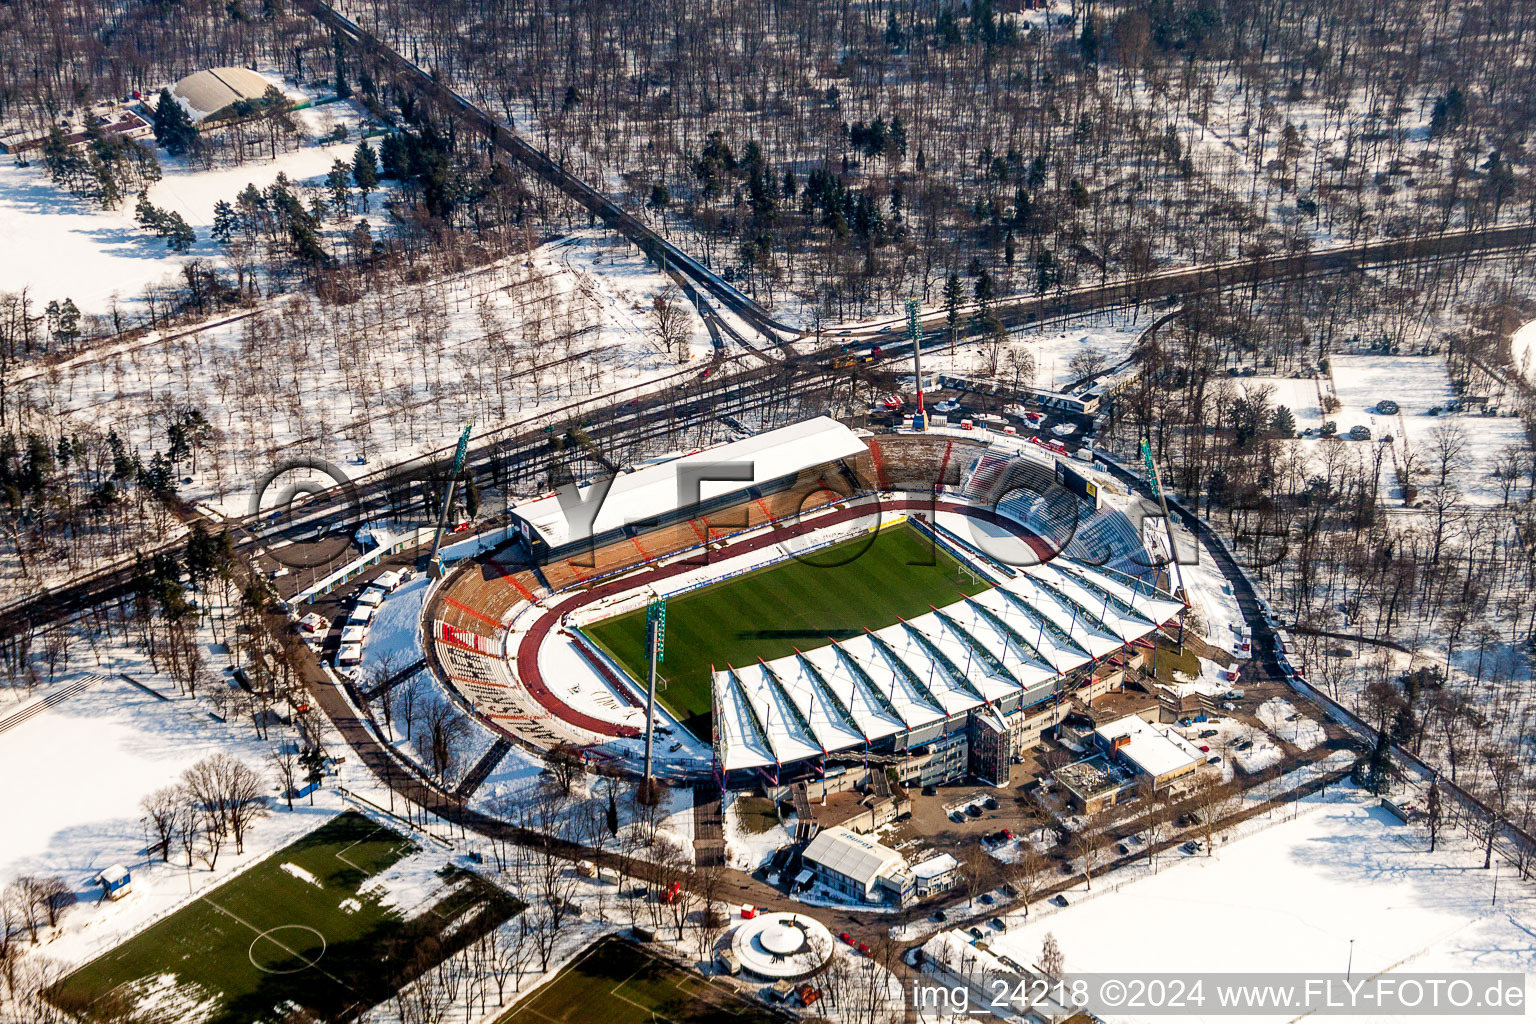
[325, 0, 1536, 319]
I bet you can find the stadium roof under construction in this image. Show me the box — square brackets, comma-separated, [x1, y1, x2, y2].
[509, 416, 865, 553]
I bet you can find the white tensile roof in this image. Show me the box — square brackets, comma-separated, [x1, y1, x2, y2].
[802, 827, 908, 889]
[714, 560, 1184, 772]
[511, 416, 865, 551]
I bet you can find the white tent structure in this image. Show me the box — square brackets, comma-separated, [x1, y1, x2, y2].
[712, 558, 1184, 772]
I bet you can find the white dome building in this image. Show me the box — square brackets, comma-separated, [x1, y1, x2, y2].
[730, 912, 834, 980]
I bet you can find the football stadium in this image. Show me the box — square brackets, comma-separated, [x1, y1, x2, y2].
[425, 417, 1186, 788]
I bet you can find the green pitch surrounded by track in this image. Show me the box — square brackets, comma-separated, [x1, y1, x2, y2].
[495, 935, 789, 1023]
[49, 811, 521, 1024]
[584, 519, 988, 739]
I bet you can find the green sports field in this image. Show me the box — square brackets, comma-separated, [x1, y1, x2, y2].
[584, 520, 987, 738]
[496, 935, 788, 1023]
[49, 812, 521, 1024]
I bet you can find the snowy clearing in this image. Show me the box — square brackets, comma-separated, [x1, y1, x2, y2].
[985, 790, 1535, 1023]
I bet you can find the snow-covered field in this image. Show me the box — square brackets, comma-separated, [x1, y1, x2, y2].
[0, 94, 380, 314]
[0, 670, 348, 970]
[1245, 374, 1327, 433]
[1327, 353, 1526, 505]
[982, 790, 1535, 1023]
[721, 791, 793, 871]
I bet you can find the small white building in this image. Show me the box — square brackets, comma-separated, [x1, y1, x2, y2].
[910, 852, 961, 898]
[801, 827, 913, 905]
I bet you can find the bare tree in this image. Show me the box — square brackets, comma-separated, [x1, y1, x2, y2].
[647, 285, 691, 362]
[140, 785, 184, 862]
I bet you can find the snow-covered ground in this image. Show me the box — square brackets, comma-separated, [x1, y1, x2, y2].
[979, 789, 1535, 1023]
[1245, 374, 1327, 433]
[1255, 697, 1326, 751]
[0, 92, 382, 315]
[0, 669, 350, 970]
[360, 572, 430, 672]
[1326, 353, 1526, 505]
[720, 791, 793, 871]
[1511, 319, 1536, 382]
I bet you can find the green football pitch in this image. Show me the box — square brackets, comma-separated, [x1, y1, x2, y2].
[583, 519, 988, 738]
[495, 936, 788, 1023]
[49, 811, 521, 1024]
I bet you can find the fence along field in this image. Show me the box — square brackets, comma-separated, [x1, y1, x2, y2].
[495, 935, 787, 1024]
[49, 811, 521, 1024]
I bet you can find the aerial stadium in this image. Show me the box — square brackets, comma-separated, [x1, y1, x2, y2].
[423, 416, 1186, 789]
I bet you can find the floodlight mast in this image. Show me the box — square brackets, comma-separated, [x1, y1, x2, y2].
[907, 298, 927, 431]
[644, 613, 659, 782]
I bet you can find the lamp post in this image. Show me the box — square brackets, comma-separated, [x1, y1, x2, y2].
[1347, 938, 1355, 982]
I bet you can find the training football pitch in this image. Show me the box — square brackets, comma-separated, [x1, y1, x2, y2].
[584, 520, 988, 738]
[495, 936, 788, 1023]
[50, 812, 521, 1024]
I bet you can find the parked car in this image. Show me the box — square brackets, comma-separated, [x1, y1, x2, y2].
[966, 804, 983, 817]
[989, 917, 1006, 931]
[1052, 894, 1070, 907]
[1199, 729, 1219, 739]
[979, 893, 995, 905]
[921, 785, 937, 797]
[931, 910, 947, 923]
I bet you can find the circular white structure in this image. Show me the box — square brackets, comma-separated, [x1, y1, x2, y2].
[731, 911, 834, 980]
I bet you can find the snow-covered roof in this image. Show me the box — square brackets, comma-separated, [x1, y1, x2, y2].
[98, 864, 129, 884]
[510, 417, 865, 550]
[169, 67, 274, 121]
[714, 560, 1184, 771]
[1094, 715, 1201, 779]
[911, 852, 960, 881]
[371, 570, 402, 591]
[802, 827, 908, 888]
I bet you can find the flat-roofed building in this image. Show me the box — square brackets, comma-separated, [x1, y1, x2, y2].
[801, 826, 913, 905]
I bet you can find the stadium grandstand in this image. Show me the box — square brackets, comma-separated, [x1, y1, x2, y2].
[711, 555, 1185, 779]
[506, 417, 866, 560]
[422, 417, 1183, 786]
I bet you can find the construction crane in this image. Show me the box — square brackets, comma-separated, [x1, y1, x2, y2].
[427, 421, 474, 576]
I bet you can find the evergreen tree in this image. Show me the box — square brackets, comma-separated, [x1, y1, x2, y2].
[333, 35, 352, 99]
[326, 158, 352, 218]
[351, 139, 378, 209]
[1271, 405, 1298, 437]
[151, 89, 197, 157]
[1425, 782, 1443, 851]
[943, 273, 963, 342]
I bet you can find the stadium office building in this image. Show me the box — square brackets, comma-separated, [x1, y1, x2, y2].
[504, 417, 1186, 789]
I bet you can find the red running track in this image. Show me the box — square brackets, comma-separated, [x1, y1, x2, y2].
[509, 499, 1055, 739]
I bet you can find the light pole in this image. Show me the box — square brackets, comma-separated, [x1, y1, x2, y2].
[1346, 938, 1355, 982]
